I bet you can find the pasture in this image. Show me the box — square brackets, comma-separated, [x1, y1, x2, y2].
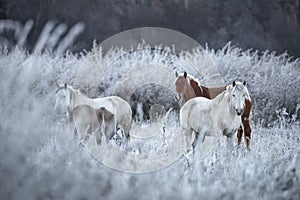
[0, 43, 299, 199]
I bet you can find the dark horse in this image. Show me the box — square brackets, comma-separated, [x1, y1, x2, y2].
[175, 71, 252, 149]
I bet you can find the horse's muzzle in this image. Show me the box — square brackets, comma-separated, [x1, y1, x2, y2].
[236, 109, 243, 116]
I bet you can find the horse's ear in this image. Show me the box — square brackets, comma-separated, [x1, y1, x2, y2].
[243, 81, 246, 86]
[232, 81, 236, 87]
[184, 71, 187, 78]
[175, 71, 178, 77]
[64, 83, 67, 89]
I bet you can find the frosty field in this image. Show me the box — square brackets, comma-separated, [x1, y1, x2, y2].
[0, 43, 299, 199]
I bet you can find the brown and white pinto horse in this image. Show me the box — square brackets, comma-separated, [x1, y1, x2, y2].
[175, 71, 252, 149]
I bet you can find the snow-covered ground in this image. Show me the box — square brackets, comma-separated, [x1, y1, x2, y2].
[0, 43, 299, 199]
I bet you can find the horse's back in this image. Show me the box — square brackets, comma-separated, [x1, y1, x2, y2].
[92, 96, 132, 115]
[108, 96, 132, 119]
[208, 87, 226, 99]
[75, 94, 132, 135]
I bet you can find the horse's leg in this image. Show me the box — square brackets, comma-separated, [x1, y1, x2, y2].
[243, 119, 251, 149]
[181, 128, 194, 171]
[183, 128, 193, 153]
[119, 115, 131, 142]
[105, 127, 115, 144]
[80, 125, 90, 143]
[242, 99, 252, 149]
[72, 117, 78, 140]
[192, 132, 200, 152]
[237, 125, 243, 146]
[192, 128, 207, 157]
[95, 128, 102, 145]
[125, 127, 130, 142]
[192, 128, 207, 149]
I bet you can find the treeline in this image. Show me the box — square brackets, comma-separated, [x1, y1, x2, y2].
[1, 0, 300, 57]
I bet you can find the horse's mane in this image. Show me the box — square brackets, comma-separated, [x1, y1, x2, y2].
[233, 82, 244, 92]
[211, 88, 227, 106]
[185, 73, 212, 99]
[186, 74, 199, 84]
[184, 74, 203, 96]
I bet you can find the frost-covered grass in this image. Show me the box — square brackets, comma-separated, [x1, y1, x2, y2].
[0, 44, 299, 200]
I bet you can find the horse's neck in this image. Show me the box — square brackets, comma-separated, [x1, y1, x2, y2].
[212, 91, 235, 119]
[183, 85, 196, 101]
[189, 79, 203, 97]
[70, 91, 90, 109]
[199, 85, 211, 99]
[189, 79, 214, 99]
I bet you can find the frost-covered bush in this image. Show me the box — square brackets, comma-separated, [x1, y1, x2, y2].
[73, 42, 300, 126]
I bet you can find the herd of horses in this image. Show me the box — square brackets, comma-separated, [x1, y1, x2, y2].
[55, 71, 252, 154]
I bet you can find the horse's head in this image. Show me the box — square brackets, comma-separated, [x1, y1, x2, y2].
[175, 71, 199, 107]
[54, 82, 72, 112]
[228, 81, 249, 116]
[175, 71, 189, 99]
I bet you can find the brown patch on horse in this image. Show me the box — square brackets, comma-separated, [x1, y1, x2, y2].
[237, 98, 252, 149]
[243, 99, 252, 148]
[237, 126, 243, 145]
[189, 78, 203, 96]
[199, 85, 211, 99]
[189, 79, 226, 100]
[207, 86, 226, 99]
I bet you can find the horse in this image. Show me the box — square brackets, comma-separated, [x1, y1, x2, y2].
[180, 81, 250, 152]
[71, 105, 115, 145]
[175, 71, 252, 148]
[54, 83, 132, 141]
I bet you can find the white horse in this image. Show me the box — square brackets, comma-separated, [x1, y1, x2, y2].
[71, 105, 115, 145]
[55, 83, 132, 141]
[180, 81, 250, 152]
